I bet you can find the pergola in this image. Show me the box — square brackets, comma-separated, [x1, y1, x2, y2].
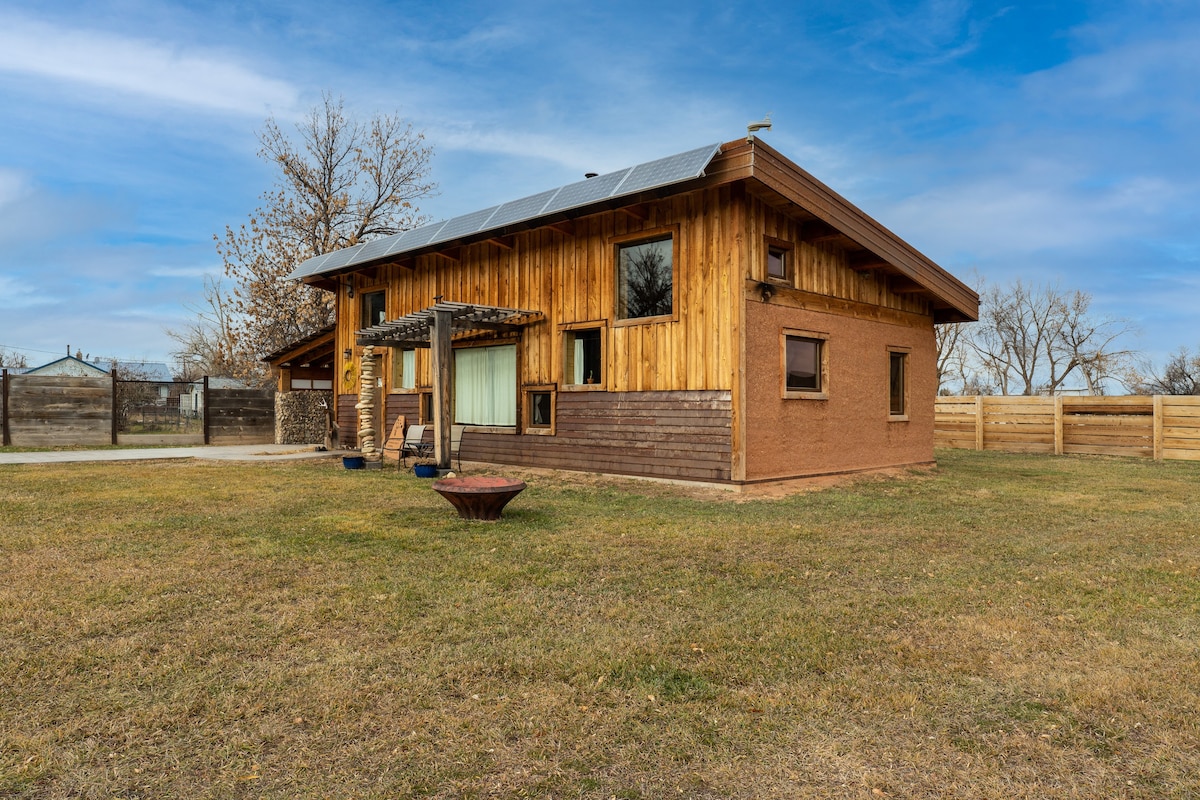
[354, 301, 543, 469]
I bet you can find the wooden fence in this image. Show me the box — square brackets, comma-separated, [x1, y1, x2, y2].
[935, 395, 1200, 461]
[1, 371, 275, 448]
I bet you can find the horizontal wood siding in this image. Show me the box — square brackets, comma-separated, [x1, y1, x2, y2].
[206, 388, 275, 444]
[935, 395, 1200, 461]
[337, 394, 358, 449]
[462, 390, 732, 482]
[3, 375, 113, 446]
[1162, 396, 1200, 461]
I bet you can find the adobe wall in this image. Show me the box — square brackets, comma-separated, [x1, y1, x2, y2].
[742, 300, 937, 481]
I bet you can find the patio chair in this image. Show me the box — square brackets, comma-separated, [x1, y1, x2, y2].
[400, 424, 428, 467]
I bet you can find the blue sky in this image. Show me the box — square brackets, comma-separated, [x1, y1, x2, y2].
[0, 0, 1196, 372]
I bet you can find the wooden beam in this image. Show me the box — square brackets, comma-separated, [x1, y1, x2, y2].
[431, 309, 453, 471]
[547, 221, 575, 237]
[890, 278, 927, 295]
[848, 251, 891, 272]
[486, 236, 515, 250]
[434, 248, 461, 263]
[620, 204, 649, 222]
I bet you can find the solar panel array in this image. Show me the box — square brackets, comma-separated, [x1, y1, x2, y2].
[288, 142, 722, 280]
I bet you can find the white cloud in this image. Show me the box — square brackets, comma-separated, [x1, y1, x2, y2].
[0, 12, 300, 117]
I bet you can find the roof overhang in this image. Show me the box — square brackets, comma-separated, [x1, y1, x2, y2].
[261, 325, 336, 366]
[355, 302, 544, 348]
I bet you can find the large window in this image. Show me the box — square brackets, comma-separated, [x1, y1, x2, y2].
[616, 235, 673, 320]
[454, 345, 517, 426]
[783, 333, 826, 397]
[361, 291, 386, 327]
[564, 327, 603, 386]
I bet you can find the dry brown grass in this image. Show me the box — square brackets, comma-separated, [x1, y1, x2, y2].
[1, 450, 1198, 798]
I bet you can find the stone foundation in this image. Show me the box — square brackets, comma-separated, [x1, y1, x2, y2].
[275, 390, 333, 445]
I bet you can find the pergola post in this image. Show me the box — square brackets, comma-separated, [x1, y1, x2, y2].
[430, 308, 453, 470]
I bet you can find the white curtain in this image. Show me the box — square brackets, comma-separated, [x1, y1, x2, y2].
[574, 337, 585, 385]
[454, 345, 516, 425]
[400, 349, 415, 389]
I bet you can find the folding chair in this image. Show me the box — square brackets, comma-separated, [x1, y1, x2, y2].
[400, 424, 428, 467]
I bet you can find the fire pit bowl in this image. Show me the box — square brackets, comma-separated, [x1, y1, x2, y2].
[431, 476, 527, 521]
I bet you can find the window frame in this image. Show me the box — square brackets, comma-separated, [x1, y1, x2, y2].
[781, 328, 829, 400]
[359, 288, 387, 329]
[765, 236, 793, 284]
[888, 346, 911, 420]
[524, 385, 557, 435]
[612, 227, 679, 325]
[390, 347, 417, 392]
[561, 322, 607, 390]
[452, 342, 519, 429]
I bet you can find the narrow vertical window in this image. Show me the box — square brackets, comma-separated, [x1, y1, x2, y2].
[889, 351, 907, 417]
[392, 348, 416, 390]
[528, 391, 553, 428]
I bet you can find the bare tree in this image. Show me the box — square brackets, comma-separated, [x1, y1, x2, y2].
[0, 347, 28, 370]
[167, 276, 241, 380]
[966, 281, 1136, 396]
[205, 92, 436, 385]
[1132, 347, 1200, 395]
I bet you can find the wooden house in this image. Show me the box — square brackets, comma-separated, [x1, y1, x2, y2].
[288, 137, 978, 486]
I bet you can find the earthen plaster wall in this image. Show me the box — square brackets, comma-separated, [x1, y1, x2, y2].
[741, 300, 937, 481]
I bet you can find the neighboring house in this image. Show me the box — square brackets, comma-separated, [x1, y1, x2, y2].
[288, 136, 979, 486]
[20, 355, 109, 377]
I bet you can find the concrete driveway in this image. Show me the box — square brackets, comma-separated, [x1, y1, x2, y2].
[0, 444, 342, 465]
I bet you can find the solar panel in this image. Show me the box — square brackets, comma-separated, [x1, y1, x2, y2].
[316, 244, 364, 272]
[396, 220, 450, 249]
[382, 228, 421, 256]
[541, 170, 628, 215]
[486, 188, 561, 229]
[353, 236, 400, 263]
[615, 143, 721, 196]
[428, 206, 500, 246]
[289, 142, 722, 280]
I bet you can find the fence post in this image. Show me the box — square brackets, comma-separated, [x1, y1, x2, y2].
[1, 368, 9, 447]
[202, 376, 210, 445]
[1054, 396, 1064, 456]
[1153, 395, 1164, 461]
[110, 366, 119, 445]
[975, 396, 984, 451]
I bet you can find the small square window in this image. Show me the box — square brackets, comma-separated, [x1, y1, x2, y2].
[785, 335, 823, 393]
[361, 290, 386, 327]
[889, 351, 907, 417]
[564, 328, 603, 386]
[529, 392, 553, 428]
[767, 245, 788, 280]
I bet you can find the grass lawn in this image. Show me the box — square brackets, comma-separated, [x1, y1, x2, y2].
[2, 450, 1198, 799]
